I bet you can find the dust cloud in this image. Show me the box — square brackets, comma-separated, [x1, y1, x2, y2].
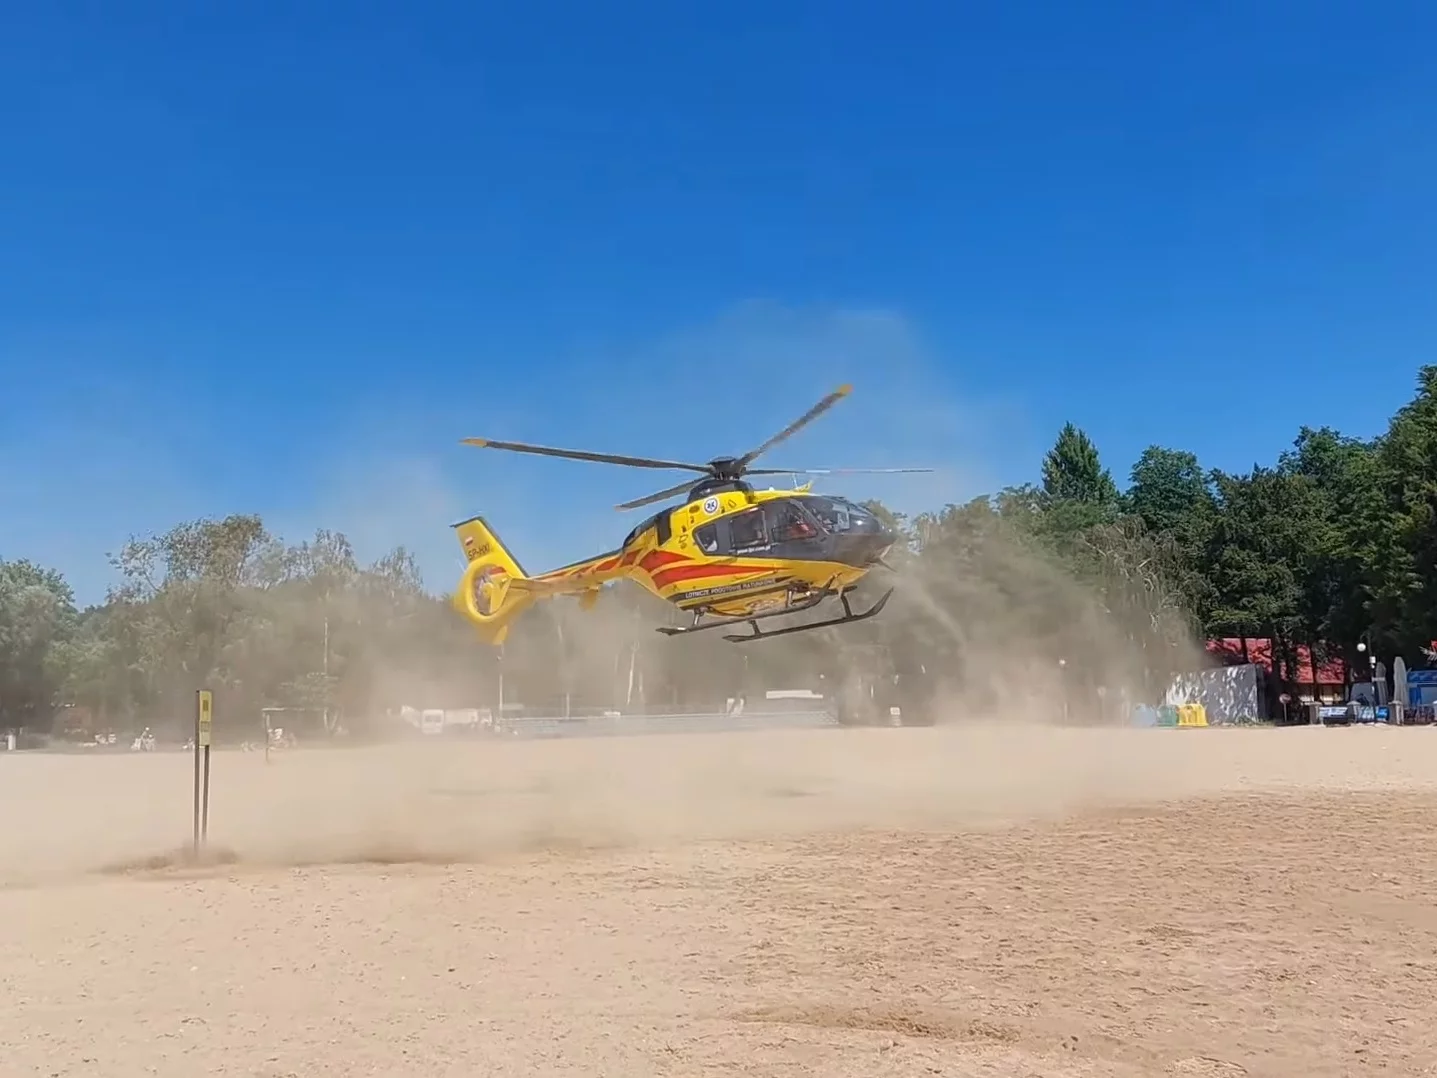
[14, 306, 1222, 891]
[0, 717, 1365, 891]
[884, 524, 1212, 726]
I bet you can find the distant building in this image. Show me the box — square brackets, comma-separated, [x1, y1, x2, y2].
[1206, 638, 1348, 704]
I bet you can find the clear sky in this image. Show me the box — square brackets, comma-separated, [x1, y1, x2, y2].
[3, 2, 1434, 606]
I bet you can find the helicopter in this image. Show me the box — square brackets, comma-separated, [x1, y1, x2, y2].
[450, 384, 932, 645]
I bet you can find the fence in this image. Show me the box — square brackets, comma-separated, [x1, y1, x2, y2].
[399, 705, 837, 741]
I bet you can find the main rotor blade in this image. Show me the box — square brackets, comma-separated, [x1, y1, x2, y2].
[746, 467, 936, 475]
[614, 478, 700, 511]
[462, 438, 711, 473]
[734, 384, 853, 470]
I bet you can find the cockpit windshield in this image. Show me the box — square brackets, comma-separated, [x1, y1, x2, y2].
[804, 496, 873, 534]
[623, 512, 660, 548]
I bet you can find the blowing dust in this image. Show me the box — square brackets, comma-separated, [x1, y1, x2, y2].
[1, 477, 1228, 888]
[0, 727, 1163, 885]
[889, 522, 1211, 723]
[6, 325, 1225, 888]
[5, 715, 1426, 891]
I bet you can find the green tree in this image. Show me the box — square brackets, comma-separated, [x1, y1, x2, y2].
[1071, 515, 1200, 693]
[1277, 427, 1386, 666]
[1373, 365, 1437, 654]
[0, 560, 78, 729]
[1204, 467, 1332, 691]
[1126, 447, 1211, 537]
[1038, 423, 1121, 545]
[108, 514, 274, 723]
[1041, 423, 1120, 507]
[57, 604, 136, 727]
[1124, 446, 1216, 621]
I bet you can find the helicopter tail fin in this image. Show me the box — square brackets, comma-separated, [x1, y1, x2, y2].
[451, 516, 534, 645]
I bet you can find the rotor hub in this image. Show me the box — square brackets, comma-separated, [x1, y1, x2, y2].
[706, 457, 745, 480]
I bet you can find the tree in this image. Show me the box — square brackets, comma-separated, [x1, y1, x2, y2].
[57, 605, 134, 726]
[106, 514, 275, 725]
[1038, 423, 1121, 546]
[0, 560, 78, 729]
[1042, 423, 1120, 507]
[1278, 427, 1385, 667]
[1373, 366, 1437, 654]
[1124, 446, 1216, 620]
[1203, 466, 1334, 692]
[1126, 447, 1211, 538]
[1072, 515, 1200, 694]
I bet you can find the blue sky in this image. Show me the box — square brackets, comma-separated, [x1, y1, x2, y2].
[2, 2, 1434, 606]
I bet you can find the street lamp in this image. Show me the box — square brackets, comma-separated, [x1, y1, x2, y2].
[1057, 658, 1069, 723]
[1355, 639, 1382, 707]
[1357, 639, 1378, 673]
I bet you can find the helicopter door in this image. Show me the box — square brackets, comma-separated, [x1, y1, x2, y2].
[720, 506, 771, 556]
[763, 498, 819, 545]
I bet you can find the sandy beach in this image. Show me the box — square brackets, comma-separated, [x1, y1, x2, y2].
[3, 723, 1435, 1077]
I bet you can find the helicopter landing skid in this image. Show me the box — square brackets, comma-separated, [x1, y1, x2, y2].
[655, 588, 829, 639]
[722, 587, 893, 644]
[654, 586, 893, 643]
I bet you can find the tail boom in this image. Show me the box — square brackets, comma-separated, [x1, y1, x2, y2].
[451, 517, 534, 645]
[450, 516, 627, 644]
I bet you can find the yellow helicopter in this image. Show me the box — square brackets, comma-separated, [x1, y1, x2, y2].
[451, 384, 931, 645]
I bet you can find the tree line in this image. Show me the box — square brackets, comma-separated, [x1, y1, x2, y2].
[4, 365, 1436, 737]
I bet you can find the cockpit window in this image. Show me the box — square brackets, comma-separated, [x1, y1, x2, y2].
[765, 499, 819, 542]
[804, 496, 869, 534]
[728, 507, 767, 549]
[623, 512, 659, 548]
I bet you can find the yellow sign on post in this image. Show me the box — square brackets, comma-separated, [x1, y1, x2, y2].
[197, 690, 213, 747]
[193, 689, 214, 857]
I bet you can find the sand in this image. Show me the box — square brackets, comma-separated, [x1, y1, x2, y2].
[3, 723, 1437, 1077]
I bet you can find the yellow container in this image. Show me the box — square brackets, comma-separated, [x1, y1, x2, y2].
[1176, 703, 1208, 728]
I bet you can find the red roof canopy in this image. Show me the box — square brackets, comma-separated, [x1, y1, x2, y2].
[1206, 638, 1348, 684]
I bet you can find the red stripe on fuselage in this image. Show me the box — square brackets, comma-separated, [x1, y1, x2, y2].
[536, 547, 685, 583]
[638, 550, 687, 574]
[651, 563, 775, 590]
